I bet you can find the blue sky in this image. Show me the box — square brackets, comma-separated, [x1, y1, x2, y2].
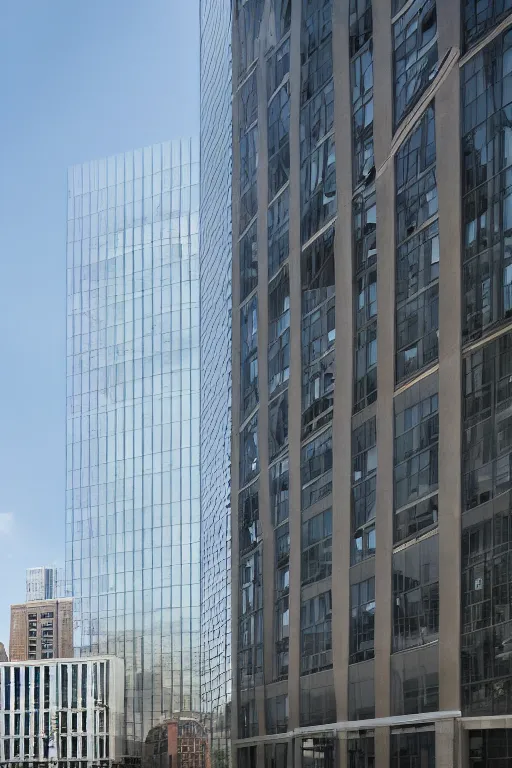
[0, 0, 199, 649]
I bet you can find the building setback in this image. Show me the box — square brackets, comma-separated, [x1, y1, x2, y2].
[10, 600, 73, 662]
[66, 141, 201, 759]
[230, 1, 512, 766]
[0, 656, 124, 766]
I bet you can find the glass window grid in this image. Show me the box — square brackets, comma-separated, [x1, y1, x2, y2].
[240, 221, 258, 302]
[300, 79, 335, 165]
[392, 535, 439, 652]
[351, 42, 374, 190]
[270, 456, 290, 527]
[66, 141, 200, 744]
[265, 695, 289, 735]
[390, 729, 435, 768]
[351, 418, 377, 565]
[241, 295, 259, 421]
[301, 508, 333, 586]
[300, 591, 333, 674]
[350, 577, 375, 663]
[463, 0, 512, 52]
[461, 31, 512, 342]
[268, 82, 291, 200]
[269, 265, 290, 399]
[300, 689, 336, 728]
[349, 0, 372, 58]
[236, 0, 264, 79]
[300, 134, 337, 246]
[301, 428, 333, 510]
[269, 389, 289, 462]
[240, 413, 260, 488]
[267, 37, 291, 99]
[393, 0, 438, 128]
[240, 125, 259, 235]
[390, 644, 439, 716]
[265, 741, 289, 768]
[238, 481, 261, 557]
[463, 334, 512, 511]
[274, 521, 290, 682]
[300, 0, 333, 107]
[348, 733, 375, 768]
[268, 187, 290, 280]
[348, 662, 375, 720]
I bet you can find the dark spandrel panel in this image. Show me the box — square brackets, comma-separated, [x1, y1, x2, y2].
[301, 508, 332, 586]
[240, 297, 259, 421]
[269, 389, 289, 462]
[300, 687, 336, 728]
[300, 0, 333, 107]
[300, 591, 333, 674]
[268, 187, 290, 280]
[393, 0, 437, 128]
[350, 0, 372, 58]
[351, 418, 377, 565]
[268, 82, 290, 200]
[348, 661, 375, 721]
[301, 428, 333, 510]
[390, 644, 439, 715]
[240, 221, 258, 302]
[461, 30, 512, 343]
[270, 456, 289, 527]
[352, 43, 374, 189]
[236, 0, 264, 79]
[462, 333, 512, 512]
[392, 536, 439, 652]
[390, 729, 435, 768]
[350, 578, 375, 663]
[469, 729, 512, 764]
[240, 413, 260, 487]
[463, 0, 512, 52]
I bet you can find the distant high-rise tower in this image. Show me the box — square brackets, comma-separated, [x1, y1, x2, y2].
[9, 599, 73, 661]
[26, 566, 61, 602]
[66, 140, 201, 758]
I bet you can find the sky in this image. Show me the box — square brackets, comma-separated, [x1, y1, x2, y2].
[0, 0, 199, 650]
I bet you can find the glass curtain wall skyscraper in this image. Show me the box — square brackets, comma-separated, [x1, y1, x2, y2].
[66, 140, 201, 758]
[199, 1, 233, 767]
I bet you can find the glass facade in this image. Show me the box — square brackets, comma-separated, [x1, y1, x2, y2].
[66, 140, 200, 756]
[200, 1, 233, 766]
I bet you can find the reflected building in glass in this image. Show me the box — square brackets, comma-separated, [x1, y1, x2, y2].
[66, 140, 201, 759]
[199, 0, 233, 766]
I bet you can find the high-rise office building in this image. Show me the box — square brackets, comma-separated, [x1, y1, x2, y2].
[9, 599, 73, 661]
[230, 1, 512, 766]
[66, 140, 201, 758]
[199, 0, 233, 766]
[26, 566, 63, 602]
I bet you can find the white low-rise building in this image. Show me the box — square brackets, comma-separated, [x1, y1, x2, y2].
[0, 656, 124, 766]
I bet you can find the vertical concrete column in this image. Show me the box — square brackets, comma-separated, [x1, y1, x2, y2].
[230, 14, 242, 746]
[337, 732, 348, 768]
[331, 0, 353, 724]
[257, 742, 266, 768]
[436, 0, 462, 715]
[372, 5, 393, 768]
[435, 719, 458, 768]
[287, 0, 303, 734]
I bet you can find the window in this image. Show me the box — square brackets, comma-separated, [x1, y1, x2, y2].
[265, 694, 288, 735]
[352, 418, 377, 564]
[300, 0, 333, 106]
[269, 265, 290, 372]
[302, 224, 335, 315]
[40, 612, 54, 619]
[268, 187, 289, 279]
[300, 687, 336, 728]
[14, 668, 20, 710]
[240, 550, 262, 619]
[240, 295, 258, 421]
[391, 644, 439, 715]
[350, 0, 372, 57]
[239, 609, 263, 691]
[270, 457, 289, 526]
[301, 136, 337, 244]
[352, 43, 374, 188]
[391, 730, 435, 768]
[268, 37, 290, 98]
[276, 522, 290, 568]
[301, 428, 333, 510]
[393, 535, 439, 651]
[238, 743, 257, 768]
[350, 578, 375, 663]
[348, 733, 375, 768]
[302, 508, 332, 585]
[469, 730, 512, 765]
[269, 390, 288, 461]
[268, 82, 290, 199]
[300, 80, 335, 164]
[302, 295, 335, 435]
[462, 31, 512, 342]
[393, 0, 437, 127]
[240, 125, 258, 234]
[354, 321, 377, 413]
[239, 481, 261, 556]
[301, 591, 332, 674]
[265, 742, 288, 768]
[240, 221, 258, 302]
[236, 0, 264, 78]
[348, 663, 375, 721]
[463, 334, 512, 511]
[463, 0, 512, 51]
[240, 414, 259, 488]
[394, 374, 439, 542]
[462, 509, 512, 715]
[239, 695, 258, 739]
[275, 594, 290, 680]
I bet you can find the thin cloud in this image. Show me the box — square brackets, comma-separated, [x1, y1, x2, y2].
[0, 513, 14, 535]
